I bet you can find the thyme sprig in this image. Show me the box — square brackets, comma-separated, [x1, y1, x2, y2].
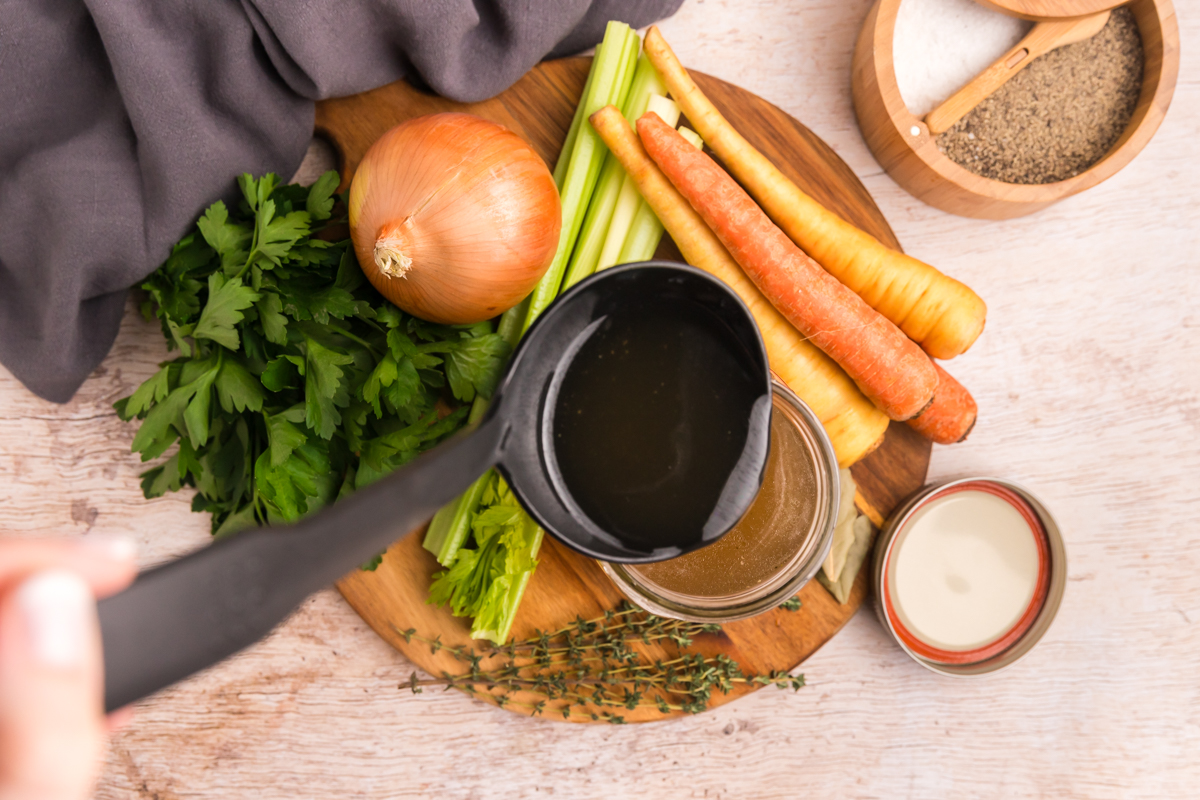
[395, 600, 806, 723]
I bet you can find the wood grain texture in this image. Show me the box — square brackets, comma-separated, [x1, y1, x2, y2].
[851, 0, 1180, 218]
[0, 0, 1196, 796]
[973, 0, 1125, 19]
[319, 57, 929, 722]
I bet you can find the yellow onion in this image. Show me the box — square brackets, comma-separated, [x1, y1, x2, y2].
[348, 113, 561, 324]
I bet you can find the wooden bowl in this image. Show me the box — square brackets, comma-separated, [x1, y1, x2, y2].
[851, 0, 1179, 219]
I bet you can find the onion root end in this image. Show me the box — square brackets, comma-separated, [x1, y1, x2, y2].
[375, 236, 413, 279]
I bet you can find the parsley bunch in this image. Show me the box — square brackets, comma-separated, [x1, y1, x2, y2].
[117, 173, 510, 550]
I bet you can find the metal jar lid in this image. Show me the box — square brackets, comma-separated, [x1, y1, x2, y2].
[872, 476, 1067, 677]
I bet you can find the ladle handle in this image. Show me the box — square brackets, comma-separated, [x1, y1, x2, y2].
[923, 11, 1111, 136]
[98, 415, 505, 713]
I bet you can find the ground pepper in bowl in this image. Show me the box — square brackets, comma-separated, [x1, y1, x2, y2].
[937, 6, 1143, 185]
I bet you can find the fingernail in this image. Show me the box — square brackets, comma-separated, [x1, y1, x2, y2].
[79, 534, 138, 563]
[15, 571, 94, 669]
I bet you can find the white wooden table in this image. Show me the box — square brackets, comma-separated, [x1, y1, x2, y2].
[3, 1, 1197, 797]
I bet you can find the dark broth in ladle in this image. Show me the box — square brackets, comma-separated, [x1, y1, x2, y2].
[551, 294, 764, 551]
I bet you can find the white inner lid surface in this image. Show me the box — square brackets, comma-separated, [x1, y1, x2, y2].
[893, 0, 1032, 117]
[891, 490, 1040, 651]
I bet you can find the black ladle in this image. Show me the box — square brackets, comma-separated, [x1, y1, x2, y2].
[99, 261, 772, 712]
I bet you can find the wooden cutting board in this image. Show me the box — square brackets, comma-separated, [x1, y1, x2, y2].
[317, 58, 931, 723]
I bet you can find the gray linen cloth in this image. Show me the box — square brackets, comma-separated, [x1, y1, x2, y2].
[0, 0, 682, 402]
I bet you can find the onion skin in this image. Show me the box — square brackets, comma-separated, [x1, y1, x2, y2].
[349, 113, 561, 324]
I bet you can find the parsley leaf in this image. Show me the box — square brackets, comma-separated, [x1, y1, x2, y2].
[255, 291, 289, 345]
[306, 171, 339, 221]
[384, 357, 423, 415]
[130, 376, 194, 459]
[193, 273, 259, 350]
[255, 441, 334, 521]
[196, 201, 251, 274]
[266, 410, 308, 467]
[119, 364, 172, 420]
[238, 172, 278, 213]
[182, 360, 220, 449]
[280, 283, 356, 324]
[253, 200, 310, 269]
[260, 355, 299, 392]
[302, 336, 354, 440]
[361, 352, 399, 417]
[445, 333, 510, 402]
[215, 356, 265, 414]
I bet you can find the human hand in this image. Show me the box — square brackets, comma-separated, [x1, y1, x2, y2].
[0, 537, 138, 800]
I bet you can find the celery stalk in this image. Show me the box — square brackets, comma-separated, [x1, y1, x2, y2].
[614, 126, 705, 265]
[615, 202, 666, 264]
[423, 474, 489, 565]
[469, 520, 543, 645]
[468, 25, 640, 641]
[519, 23, 639, 334]
[553, 49, 601, 188]
[643, 93, 682, 133]
[611, 29, 642, 121]
[496, 293, 531, 349]
[560, 154, 625, 289]
[595, 174, 641, 271]
[428, 76, 681, 568]
[622, 54, 670, 122]
[560, 54, 670, 289]
[676, 126, 705, 150]
[423, 291, 530, 564]
[594, 94, 681, 271]
[474, 558, 538, 644]
[552, 28, 637, 189]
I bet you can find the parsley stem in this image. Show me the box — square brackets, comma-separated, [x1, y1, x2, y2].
[234, 205, 263, 282]
[234, 254, 255, 282]
[355, 315, 385, 334]
[325, 323, 378, 355]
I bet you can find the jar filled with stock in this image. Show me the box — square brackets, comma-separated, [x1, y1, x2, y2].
[600, 376, 839, 622]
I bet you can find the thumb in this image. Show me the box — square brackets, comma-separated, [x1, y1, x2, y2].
[0, 571, 104, 800]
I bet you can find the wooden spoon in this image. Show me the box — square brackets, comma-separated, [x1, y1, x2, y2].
[924, 10, 1111, 135]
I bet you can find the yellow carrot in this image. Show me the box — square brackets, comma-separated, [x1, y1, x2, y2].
[590, 105, 888, 466]
[642, 26, 986, 360]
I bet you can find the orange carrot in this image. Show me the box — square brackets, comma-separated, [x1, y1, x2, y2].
[906, 362, 977, 444]
[636, 111, 937, 422]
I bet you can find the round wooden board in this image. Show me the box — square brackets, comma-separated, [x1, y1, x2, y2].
[316, 58, 931, 723]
